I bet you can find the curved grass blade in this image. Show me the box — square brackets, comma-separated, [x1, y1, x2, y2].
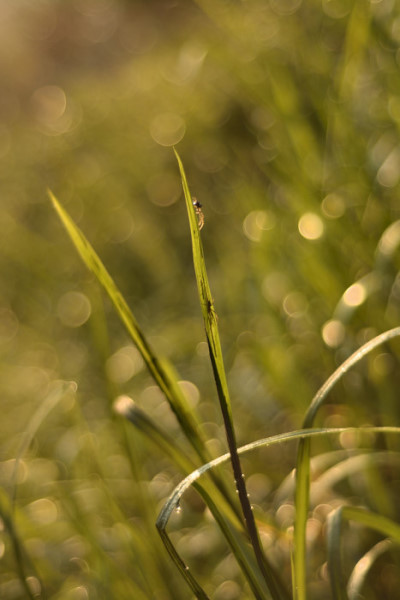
[310, 451, 400, 507]
[327, 506, 400, 600]
[157, 425, 400, 600]
[347, 539, 393, 600]
[174, 148, 289, 600]
[114, 395, 271, 600]
[10, 380, 76, 505]
[48, 190, 210, 466]
[49, 189, 242, 533]
[293, 326, 400, 600]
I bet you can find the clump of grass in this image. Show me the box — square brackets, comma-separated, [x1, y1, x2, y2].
[43, 150, 400, 600]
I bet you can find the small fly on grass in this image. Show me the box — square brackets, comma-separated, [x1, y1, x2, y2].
[206, 298, 218, 323]
[192, 197, 204, 230]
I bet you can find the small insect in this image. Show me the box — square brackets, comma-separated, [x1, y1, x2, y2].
[192, 197, 205, 230]
[206, 298, 218, 322]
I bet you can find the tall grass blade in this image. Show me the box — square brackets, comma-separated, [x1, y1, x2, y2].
[293, 326, 400, 600]
[48, 190, 210, 465]
[174, 148, 289, 600]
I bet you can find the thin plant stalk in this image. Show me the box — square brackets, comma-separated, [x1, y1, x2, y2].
[48, 189, 239, 514]
[115, 395, 271, 599]
[174, 148, 289, 600]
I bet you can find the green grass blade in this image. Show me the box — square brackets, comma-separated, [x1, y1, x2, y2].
[174, 148, 289, 600]
[327, 506, 400, 600]
[341, 506, 400, 543]
[155, 427, 400, 526]
[114, 395, 271, 600]
[326, 507, 347, 600]
[48, 189, 209, 464]
[116, 396, 211, 600]
[157, 525, 211, 600]
[157, 425, 400, 600]
[49, 189, 244, 527]
[293, 326, 400, 600]
[114, 395, 200, 476]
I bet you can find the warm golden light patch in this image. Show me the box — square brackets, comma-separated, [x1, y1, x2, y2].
[298, 212, 324, 240]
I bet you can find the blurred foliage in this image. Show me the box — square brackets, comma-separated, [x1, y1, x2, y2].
[2, 0, 400, 598]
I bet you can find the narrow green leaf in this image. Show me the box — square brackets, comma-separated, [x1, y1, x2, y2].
[174, 149, 289, 600]
[293, 326, 400, 600]
[341, 506, 400, 542]
[157, 425, 400, 600]
[48, 189, 209, 465]
[115, 395, 271, 600]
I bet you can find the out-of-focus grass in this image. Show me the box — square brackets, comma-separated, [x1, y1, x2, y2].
[2, 1, 400, 598]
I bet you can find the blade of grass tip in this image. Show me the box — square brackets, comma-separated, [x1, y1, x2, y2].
[293, 326, 400, 600]
[49, 190, 242, 529]
[114, 395, 201, 476]
[174, 147, 290, 600]
[114, 396, 271, 600]
[48, 189, 209, 466]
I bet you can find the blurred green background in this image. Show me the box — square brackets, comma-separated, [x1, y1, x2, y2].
[2, 0, 400, 598]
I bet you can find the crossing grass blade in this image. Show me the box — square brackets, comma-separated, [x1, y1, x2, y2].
[114, 395, 271, 600]
[174, 148, 290, 600]
[327, 506, 400, 600]
[157, 425, 400, 600]
[49, 189, 244, 534]
[293, 326, 400, 600]
[48, 189, 210, 466]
